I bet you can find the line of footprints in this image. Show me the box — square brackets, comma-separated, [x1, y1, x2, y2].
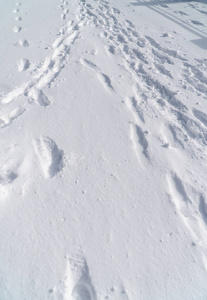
[59, 0, 70, 20]
[13, 2, 30, 72]
[12, 0, 70, 73]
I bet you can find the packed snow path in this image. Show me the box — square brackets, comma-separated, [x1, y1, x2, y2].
[0, 0, 207, 299]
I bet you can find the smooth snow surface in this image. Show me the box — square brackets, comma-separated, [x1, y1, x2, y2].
[0, 0, 207, 299]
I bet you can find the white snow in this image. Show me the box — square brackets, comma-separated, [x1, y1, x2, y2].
[0, 0, 207, 299]
[17, 58, 30, 72]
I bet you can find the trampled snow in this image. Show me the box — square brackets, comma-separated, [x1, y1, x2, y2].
[0, 0, 207, 299]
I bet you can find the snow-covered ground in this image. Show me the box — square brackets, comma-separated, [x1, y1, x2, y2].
[0, 0, 207, 299]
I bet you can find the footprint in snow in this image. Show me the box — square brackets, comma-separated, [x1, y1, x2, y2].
[28, 88, 50, 107]
[61, 14, 66, 20]
[80, 59, 99, 71]
[15, 16, 22, 21]
[167, 173, 207, 248]
[160, 3, 169, 8]
[125, 19, 135, 28]
[13, 26, 21, 33]
[107, 45, 116, 55]
[126, 96, 145, 123]
[130, 123, 150, 161]
[0, 143, 31, 189]
[33, 136, 64, 179]
[98, 73, 114, 91]
[175, 10, 188, 16]
[64, 255, 97, 300]
[0, 171, 17, 185]
[17, 58, 30, 72]
[19, 39, 29, 47]
[193, 109, 207, 127]
[191, 20, 204, 26]
[61, 8, 69, 19]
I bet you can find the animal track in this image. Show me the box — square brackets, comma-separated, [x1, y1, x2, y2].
[61, 14, 67, 20]
[0, 9, 82, 130]
[19, 39, 29, 47]
[15, 16, 22, 21]
[61, 8, 69, 20]
[33, 136, 64, 178]
[17, 58, 30, 72]
[13, 26, 21, 33]
[104, 286, 130, 300]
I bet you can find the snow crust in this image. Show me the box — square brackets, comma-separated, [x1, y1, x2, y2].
[0, 0, 207, 299]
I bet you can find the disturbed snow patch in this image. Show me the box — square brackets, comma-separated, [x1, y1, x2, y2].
[64, 255, 97, 300]
[28, 88, 50, 106]
[17, 58, 30, 72]
[33, 136, 64, 178]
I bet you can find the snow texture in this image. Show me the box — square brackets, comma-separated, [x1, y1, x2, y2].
[0, 0, 207, 299]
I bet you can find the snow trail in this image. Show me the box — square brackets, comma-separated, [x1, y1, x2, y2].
[0, 0, 207, 299]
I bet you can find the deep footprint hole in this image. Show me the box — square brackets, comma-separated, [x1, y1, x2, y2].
[72, 284, 91, 300]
